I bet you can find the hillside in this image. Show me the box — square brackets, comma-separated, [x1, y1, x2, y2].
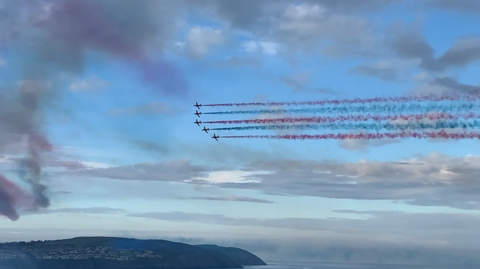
[0, 237, 267, 269]
[196, 244, 267, 266]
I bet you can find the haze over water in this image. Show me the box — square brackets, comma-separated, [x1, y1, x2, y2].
[244, 261, 477, 269]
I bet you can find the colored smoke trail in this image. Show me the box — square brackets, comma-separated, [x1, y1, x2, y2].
[204, 103, 478, 115]
[210, 120, 480, 132]
[204, 112, 479, 125]
[0, 175, 21, 221]
[204, 94, 479, 107]
[221, 130, 480, 140]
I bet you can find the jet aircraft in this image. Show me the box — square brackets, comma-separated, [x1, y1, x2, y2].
[212, 134, 219, 141]
[202, 126, 210, 133]
[194, 119, 202, 126]
[194, 110, 202, 118]
[194, 102, 202, 109]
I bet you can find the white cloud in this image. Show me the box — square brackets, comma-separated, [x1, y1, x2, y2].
[70, 76, 108, 92]
[0, 155, 13, 164]
[243, 41, 279, 55]
[188, 170, 270, 184]
[69, 160, 210, 183]
[80, 161, 112, 169]
[187, 1, 395, 58]
[58, 151, 480, 211]
[220, 153, 480, 210]
[280, 4, 328, 32]
[175, 41, 185, 49]
[287, 3, 327, 18]
[185, 195, 274, 204]
[276, 3, 380, 57]
[184, 26, 224, 58]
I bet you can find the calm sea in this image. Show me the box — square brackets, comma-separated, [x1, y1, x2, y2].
[241, 260, 478, 269]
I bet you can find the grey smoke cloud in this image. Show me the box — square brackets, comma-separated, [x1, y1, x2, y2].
[386, 21, 480, 72]
[0, 0, 189, 221]
[39, 0, 188, 95]
[0, 82, 53, 220]
[431, 76, 480, 93]
[350, 65, 399, 81]
[427, 0, 480, 14]
[0, 175, 20, 221]
[1, 0, 187, 95]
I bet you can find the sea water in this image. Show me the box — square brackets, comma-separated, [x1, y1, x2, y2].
[241, 260, 479, 269]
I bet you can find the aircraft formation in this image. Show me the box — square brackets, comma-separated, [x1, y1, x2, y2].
[194, 102, 218, 141]
[194, 94, 480, 141]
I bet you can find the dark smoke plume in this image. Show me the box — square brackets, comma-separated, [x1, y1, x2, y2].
[0, 0, 187, 221]
[2, 0, 188, 95]
[0, 175, 20, 221]
[19, 133, 52, 209]
[0, 82, 52, 220]
[10, 0, 187, 95]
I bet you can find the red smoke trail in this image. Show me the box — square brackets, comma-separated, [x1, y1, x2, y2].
[221, 130, 480, 140]
[0, 175, 22, 221]
[205, 112, 478, 125]
[204, 94, 479, 107]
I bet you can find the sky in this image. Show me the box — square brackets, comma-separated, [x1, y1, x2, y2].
[1, 0, 480, 262]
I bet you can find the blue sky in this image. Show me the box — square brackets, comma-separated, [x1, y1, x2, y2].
[1, 0, 480, 259]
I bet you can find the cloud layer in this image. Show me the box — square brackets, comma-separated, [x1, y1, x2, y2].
[129, 209, 480, 254]
[54, 152, 480, 211]
[184, 195, 274, 204]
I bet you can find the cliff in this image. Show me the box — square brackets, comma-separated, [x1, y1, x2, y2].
[196, 244, 267, 266]
[0, 237, 267, 269]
